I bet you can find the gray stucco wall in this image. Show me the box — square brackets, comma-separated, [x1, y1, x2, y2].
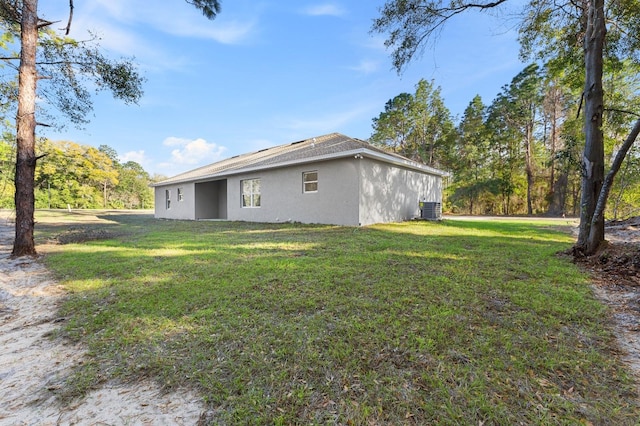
[195, 180, 227, 219]
[226, 158, 361, 226]
[154, 156, 443, 226]
[154, 183, 196, 220]
[357, 158, 442, 226]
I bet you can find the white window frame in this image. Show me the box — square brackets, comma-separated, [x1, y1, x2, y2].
[165, 189, 171, 210]
[303, 171, 318, 193]
[177, 187, 184, 202]
[241, 178, 261, 208]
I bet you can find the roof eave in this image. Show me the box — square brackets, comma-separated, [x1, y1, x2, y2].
[359, 149, 449, 177]
[151, 148, 448, 187]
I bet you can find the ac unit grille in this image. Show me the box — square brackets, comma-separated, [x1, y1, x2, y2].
[420, 202, 442, 220]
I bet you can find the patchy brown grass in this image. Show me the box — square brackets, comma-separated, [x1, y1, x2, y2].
[35, 213, 640, 425]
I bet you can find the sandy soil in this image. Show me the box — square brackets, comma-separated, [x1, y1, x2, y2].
[576, 218, 640, 390]
[0, 221, 205, 425]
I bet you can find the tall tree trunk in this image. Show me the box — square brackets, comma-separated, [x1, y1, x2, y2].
[550, 173, 568, 215]
[103, 181, 108, 208]
[525, 119, 534, 215]
[12, 0, 39, 257]
[576, 0, 606, 255]
[546, 86, 561, 215]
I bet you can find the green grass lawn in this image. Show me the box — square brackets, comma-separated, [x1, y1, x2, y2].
[35, 211, 639, 425]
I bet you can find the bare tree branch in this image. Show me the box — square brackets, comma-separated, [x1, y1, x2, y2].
[372, 0, 512, 73]
[64, 0, 74, 35]
[36, 18, 54, 29]
[604, 108, 640, 118]
[591, 118, 640, 230]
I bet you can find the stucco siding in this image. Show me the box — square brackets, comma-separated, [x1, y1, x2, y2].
[357, 158, 442, 226]
[226, 158, 360, 226]
[153, 149, 443, 226]
[154, 183, 196, 220]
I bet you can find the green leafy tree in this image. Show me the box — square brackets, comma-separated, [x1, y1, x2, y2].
[486, 87, 526, 215]
[503, 64, 542, 214]
[370, 92, 414, 155]
[555, 116, 587, 216]
[2, 0, 222, 256]
[371, 79, 455, 168]
[0, 136, 14, 207]
[98, 144, 120, 165]
[541, 76, 574, 216]
[34, 140, 153, 210]
[609, 144, 640, 218]
[409, 79, 455, 168]
[372, 0, 640, 254]
[599, 63, 640, 218]
[97, 144, 121, 205]
[450, 95, 491, 214]
[113, 161, 153, 209]
[35, 140, 107, 208]
[84, 146, 119, 208]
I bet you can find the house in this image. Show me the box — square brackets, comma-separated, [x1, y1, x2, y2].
[152, 133, 446, 226]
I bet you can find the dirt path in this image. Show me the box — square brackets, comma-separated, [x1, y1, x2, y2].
[0, 222, 205, 425]
[580, 219, 640, 391]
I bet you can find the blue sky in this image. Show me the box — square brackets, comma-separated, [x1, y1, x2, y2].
[38, 0, 525, 177]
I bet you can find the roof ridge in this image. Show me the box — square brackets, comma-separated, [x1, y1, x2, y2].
[152, 133, 445, 187]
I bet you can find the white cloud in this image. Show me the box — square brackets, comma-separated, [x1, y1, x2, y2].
[161, 18, 257, 44]
[41, 0, 257, 59]
[301, 3, 347, 17]
[119, 150, 148, 165]
[163, 136, 190, 147]
[162, 137, 227, 165]
[347, 60, 379, 74]
[91, 0, 132, 22]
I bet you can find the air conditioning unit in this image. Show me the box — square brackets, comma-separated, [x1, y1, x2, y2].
[419, 201, 442, 220]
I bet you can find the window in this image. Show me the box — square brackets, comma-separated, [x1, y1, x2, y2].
[165, 189, 171, 210]
[241, 178, 261, 208]
[303, 171, 318, 193]
[177, 187, 184, 202]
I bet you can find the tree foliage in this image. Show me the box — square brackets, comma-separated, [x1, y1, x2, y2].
[0, 138, 153, 209]
[0, 17, 145, 129]
[186, 0, 222, 19]
[371, 79, 455, 168]
[5, 139, 150, 211]
[450, 95, 490, 214]
[3, 0, 222, 256]
[372, 0, 640, 254]
[0, 136, 13, 206]
[370, 92, 413, 154]
[370, 63, 640, 219]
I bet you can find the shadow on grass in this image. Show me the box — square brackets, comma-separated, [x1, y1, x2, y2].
[39, 217, 640, 425]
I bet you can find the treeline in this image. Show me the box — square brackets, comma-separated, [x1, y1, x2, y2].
[0, 139, 156, 209]
[370, 64, 640, 218]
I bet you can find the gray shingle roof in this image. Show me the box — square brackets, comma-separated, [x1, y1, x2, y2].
[153, 133, 446, 186]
